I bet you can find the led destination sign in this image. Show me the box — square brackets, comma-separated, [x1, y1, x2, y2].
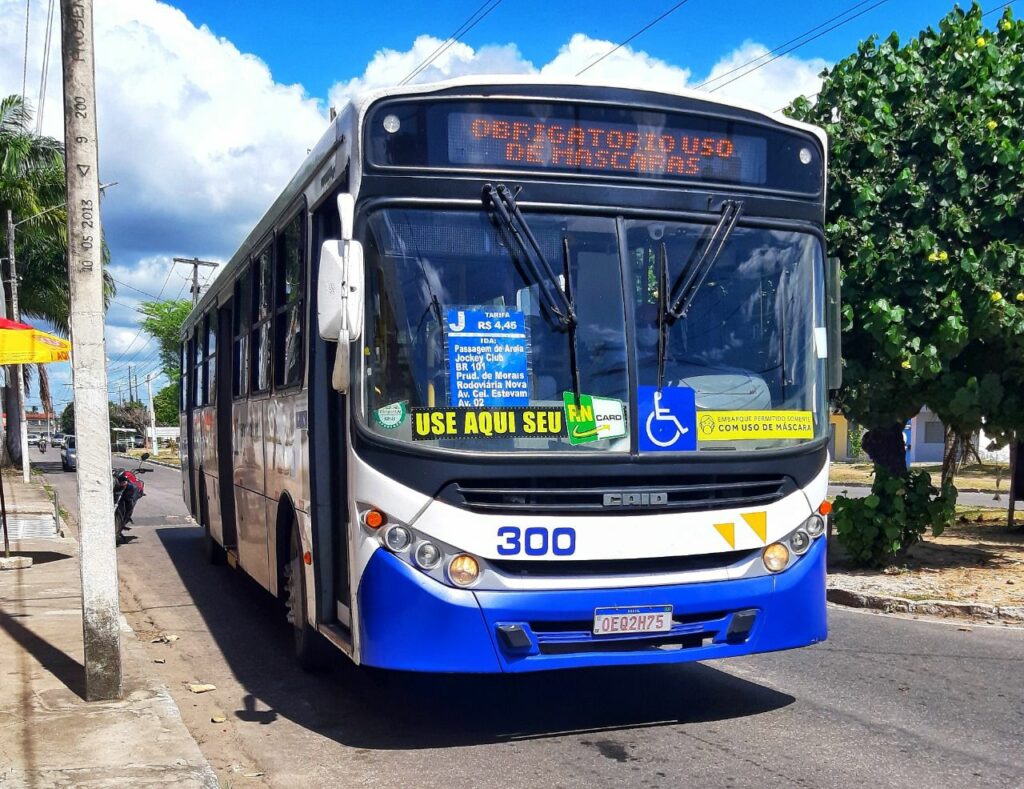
[366, 98, 822, 193]
[449, 113, 765, 184]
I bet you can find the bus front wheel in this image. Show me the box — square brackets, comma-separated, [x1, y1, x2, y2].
[285, 522, 330, 671]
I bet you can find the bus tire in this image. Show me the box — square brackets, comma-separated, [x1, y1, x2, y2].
[286, 521, 330, 671]
[199, 479, 225, 565]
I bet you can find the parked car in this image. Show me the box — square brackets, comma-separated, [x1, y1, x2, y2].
[52, 433, 65, 448]
[61, 436, 77, 472]
[27, 432, 40, 447]
[133, 434, 145, 448]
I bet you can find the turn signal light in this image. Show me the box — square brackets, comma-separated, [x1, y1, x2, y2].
[818, 500, 833, 516]
[362, 509, 386, 529]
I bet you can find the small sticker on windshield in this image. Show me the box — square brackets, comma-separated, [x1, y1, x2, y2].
[697, 411, 814, 440]
[373, 402, 407, 430]
[562, 392, 628, 445]
[638, 386, 697, 451]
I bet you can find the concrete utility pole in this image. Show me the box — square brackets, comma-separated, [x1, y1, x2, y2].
[172, 257, 219, 306]
[145, 373, 156, 452]
[61, 0, 122, 701]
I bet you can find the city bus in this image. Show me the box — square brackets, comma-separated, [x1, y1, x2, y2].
[180, 76, 839, 673]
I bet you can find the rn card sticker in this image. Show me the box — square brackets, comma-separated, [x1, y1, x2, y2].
[372, 402, 407, 430]
[446, 308, 530, 407]
[697, 410, 814, 440]
[638, 386, 697, 451]
[562, 392, 627, 445]
[410, 407, 564, 440]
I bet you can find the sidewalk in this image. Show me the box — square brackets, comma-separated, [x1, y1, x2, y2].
[0, 474, 216, 787]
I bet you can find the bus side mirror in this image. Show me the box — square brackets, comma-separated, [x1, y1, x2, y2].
[317, 239, 364, 343]
[317, 236, 363, 394]
[826, 256, 842, 390]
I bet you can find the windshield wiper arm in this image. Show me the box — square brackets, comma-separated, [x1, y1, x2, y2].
[562, 235, 583, 402]
[664, 200, 744, 324]
[483, 183, 575, 328]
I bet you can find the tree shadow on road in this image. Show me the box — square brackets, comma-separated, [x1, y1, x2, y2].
[155, 525, 795, 750]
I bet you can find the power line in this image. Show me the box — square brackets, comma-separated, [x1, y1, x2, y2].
[108, 261, 177, 368]
[575, 1, 693, 77]
[20, 0, 30, 106]
[35, 0, 56, 134]
[694, 0, 878, 91]
[706, 0, 891, 95]
[399, 0, 504, 85]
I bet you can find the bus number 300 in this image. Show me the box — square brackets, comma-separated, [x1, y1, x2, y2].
[497, 526, 576, 556]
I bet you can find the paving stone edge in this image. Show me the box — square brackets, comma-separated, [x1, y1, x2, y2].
[827, 585, 1024, 623]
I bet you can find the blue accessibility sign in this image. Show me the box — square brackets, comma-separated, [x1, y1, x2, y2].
[637, 386, 697, 452]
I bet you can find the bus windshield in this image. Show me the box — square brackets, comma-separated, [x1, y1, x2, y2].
[361, 207, 826, 453]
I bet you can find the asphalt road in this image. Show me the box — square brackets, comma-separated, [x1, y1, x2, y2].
[36, 448, 1024, 788]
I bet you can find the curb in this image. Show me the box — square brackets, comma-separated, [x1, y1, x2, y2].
[827, 586, 1024, 623]
[114, 453, 180, 470]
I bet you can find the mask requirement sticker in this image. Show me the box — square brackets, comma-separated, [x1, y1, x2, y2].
[697, 411, 814, 440]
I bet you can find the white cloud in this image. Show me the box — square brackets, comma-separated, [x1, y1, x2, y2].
[696, 41, 827, 112]
[328, 34, 533, 109]
[326, 32, 823, 114]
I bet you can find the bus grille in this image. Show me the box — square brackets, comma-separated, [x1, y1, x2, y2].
[447, 474, 791, 515]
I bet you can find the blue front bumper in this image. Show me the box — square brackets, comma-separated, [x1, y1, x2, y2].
[357, 537, 827, 673]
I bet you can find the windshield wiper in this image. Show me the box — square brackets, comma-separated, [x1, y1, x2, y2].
[655, 200, 743, 390]
[665, 200, 744, 324]
[483, 184, 575, 328]
[483, 184, 583, 402]
[562, 235, 582, 402]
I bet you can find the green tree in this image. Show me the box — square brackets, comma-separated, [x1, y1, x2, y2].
[139, 300, 191, 382]
[60, 402, 74, 434]
[787, 5, 1024, 562]
[153, 382, 180, 426]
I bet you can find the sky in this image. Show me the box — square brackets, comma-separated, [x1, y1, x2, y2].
[0, 0, 1016, 414]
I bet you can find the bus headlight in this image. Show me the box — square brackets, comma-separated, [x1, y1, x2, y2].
[414, 541, 442, 570]
[383, 525, 412, 552]
[805, 514, 826, 538]
[448, 554, 480, 587]
[789, 529, 811, 555]
[762, 543, 790, 573]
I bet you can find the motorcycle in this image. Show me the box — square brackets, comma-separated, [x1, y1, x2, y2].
[38, 439, 47, 454]
[113, 452, 152, 544]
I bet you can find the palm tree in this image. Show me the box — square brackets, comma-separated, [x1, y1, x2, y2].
[1, 94, 113, 465]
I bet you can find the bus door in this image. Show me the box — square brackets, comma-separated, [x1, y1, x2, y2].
[185, 332, 198, 515]
[309, 198, 350, 629]
[216, 300, 237, 549]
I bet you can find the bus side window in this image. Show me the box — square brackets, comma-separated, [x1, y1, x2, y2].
[250, 245, 273, 393]
[274, 211, 305, 389]
[206, 312, 217, 405]
[233, 270, 251, 398]
[191, 329, 202, 407]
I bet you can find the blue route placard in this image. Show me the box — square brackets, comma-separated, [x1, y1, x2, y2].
[446, 308, 530, 407]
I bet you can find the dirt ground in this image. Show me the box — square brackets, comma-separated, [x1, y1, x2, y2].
[829, 508, 1024, 609]
[830, 461, 1011, 493]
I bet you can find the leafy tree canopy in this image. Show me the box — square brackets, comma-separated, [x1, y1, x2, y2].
[153, 382, 179, 426]
[139, 300, 191, 382]
[788, 4, 1024, 465]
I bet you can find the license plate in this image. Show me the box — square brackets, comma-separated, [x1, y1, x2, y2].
[593, 605, 673, 636]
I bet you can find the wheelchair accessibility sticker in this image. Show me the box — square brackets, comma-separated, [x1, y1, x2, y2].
[638, 386, 697, 451]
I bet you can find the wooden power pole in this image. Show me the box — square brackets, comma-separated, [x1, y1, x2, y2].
[61, 0, 122, 700]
